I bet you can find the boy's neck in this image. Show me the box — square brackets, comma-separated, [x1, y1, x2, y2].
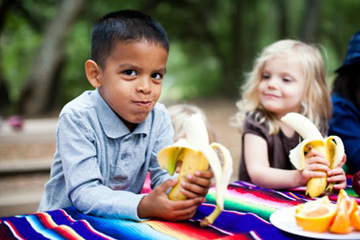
[118, 115, 137, 132]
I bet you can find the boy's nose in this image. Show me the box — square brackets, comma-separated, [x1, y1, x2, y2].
[136, 77, 151, 94]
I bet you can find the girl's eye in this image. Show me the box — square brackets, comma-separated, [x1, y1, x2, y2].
[261, 73, 270, 80]
[283, 77, 293, 82]
[152, 72, 163, 80]
[123, 70, 136, 76]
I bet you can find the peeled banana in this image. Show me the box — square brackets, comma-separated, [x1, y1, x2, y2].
[157, 114, 233, 226]
[281, 112, 345, 198]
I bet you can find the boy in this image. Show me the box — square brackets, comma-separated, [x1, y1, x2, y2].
[38, 10, 213, 221]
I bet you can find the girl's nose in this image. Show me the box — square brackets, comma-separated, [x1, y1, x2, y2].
[136, 77, 151, 94]
[267, 77, 278, 89]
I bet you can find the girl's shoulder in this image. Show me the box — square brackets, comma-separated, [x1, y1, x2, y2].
[244, 109, 270, 136]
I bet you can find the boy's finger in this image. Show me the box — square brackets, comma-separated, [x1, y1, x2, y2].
[186, 174, 211, 188]
[194, 170, 213, 179]
[180, 187, 198, 199]
[158, 178, 178, 193]
[172, 197, 203, 211]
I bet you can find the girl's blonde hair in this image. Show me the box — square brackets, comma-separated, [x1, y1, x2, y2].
[233, 39, 331, 134]
[168, 104, 216, 142]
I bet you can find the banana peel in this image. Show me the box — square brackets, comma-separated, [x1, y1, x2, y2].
[281, 113, 345, 198]
[158, 113, 233, 226]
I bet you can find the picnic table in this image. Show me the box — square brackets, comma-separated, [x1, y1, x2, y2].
[1, 175, 359, 240]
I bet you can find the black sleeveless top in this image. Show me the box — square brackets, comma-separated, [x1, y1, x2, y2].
[239, 111, 300, 182]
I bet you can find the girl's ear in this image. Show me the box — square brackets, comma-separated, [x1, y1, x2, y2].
[85, 60, 102, 88]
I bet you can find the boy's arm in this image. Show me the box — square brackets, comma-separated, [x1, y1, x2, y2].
[58, 114, 146, 220]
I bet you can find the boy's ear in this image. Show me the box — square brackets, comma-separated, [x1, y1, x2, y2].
[85, 60, 102, 88]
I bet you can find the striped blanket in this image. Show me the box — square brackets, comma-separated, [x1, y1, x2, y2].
[0, 176, 358, 240]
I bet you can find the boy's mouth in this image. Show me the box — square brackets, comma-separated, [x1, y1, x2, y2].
[133, 100, 152, 107]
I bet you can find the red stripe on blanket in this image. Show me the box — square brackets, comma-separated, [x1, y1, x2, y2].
[2, 221, 25, 240]
[145, 219, 229, 239]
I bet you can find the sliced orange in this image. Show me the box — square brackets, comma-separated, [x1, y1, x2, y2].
[337, 189, 358, 215]
[330, 200, 352, 234]
[350, 210, 360, 230]
[295, 196, 337, 233]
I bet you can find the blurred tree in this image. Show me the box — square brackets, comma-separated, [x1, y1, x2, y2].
[0, 0, 359, 116]
[17, 0, 86, 116]
[299, 0, 322, 42]
[0, 0, 12, 114]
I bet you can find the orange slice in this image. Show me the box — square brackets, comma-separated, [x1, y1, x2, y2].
[350, 210, 360, 231]
[330, 200, 352, 234]
[295, 196, 337, 233]
[337, 189, 359, 216]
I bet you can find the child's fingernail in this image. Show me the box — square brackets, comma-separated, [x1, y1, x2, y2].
[186, 175, 192, 180]
[181, 181, 186, 187]
[195, 171, 200, 176]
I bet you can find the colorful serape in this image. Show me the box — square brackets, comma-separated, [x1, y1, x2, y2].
[1, 177, 358, 240]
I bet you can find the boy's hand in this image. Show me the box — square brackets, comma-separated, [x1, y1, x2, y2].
[179, 170, 213, 199]
[137, 178, 204, 221]
[327, 154, 347, 190]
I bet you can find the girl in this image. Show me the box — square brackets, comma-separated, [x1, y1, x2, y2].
[168, 104, 216, 142]
[233, 40, 346, 190]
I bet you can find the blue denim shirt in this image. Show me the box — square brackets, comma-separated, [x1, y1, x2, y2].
[329, 93, 360, 174]
[38, 89, 174, 220]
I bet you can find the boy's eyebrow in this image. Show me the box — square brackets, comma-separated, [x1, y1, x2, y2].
[117, 63, 137, 69]
[117, 64, 167, 73]
[156, 67, 167, 73]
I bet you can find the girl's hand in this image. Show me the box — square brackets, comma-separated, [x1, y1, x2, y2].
[327, 154, 347, 190]
[299, 147, 330, 185]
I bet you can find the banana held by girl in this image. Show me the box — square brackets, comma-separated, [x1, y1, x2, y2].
[281, 112, 345, 198]
[157, 114, 233, 227]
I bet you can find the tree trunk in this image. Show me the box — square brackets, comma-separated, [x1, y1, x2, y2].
[0, 0, 14, 114]
[277, 0, 288, 39]
[299, 0, 323, 42]
[18, 0, 86, 116]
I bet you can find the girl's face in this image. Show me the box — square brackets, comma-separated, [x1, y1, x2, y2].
[258, 54, 306, 119]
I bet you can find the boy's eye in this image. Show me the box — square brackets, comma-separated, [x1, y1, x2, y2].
[123, 70, 136, 76]
[152, 72, 163, 80]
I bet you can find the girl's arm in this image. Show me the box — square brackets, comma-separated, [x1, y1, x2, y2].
[244, 133, 302, 188]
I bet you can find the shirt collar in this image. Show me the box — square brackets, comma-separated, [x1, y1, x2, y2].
[93, 89, 150, 138]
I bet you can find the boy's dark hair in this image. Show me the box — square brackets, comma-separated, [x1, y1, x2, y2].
[91, 10, 169, 68]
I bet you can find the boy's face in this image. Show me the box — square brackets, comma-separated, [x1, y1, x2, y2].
[97, 40, 168, 130]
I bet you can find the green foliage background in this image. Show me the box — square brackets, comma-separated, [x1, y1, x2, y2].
[1, 0, 359, 115]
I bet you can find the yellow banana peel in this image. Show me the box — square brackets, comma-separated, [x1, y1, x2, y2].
[281, 113, 345, 198]
[157, 113, 233, 226]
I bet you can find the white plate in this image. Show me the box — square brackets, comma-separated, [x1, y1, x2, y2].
[270, 206, 360, 239]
